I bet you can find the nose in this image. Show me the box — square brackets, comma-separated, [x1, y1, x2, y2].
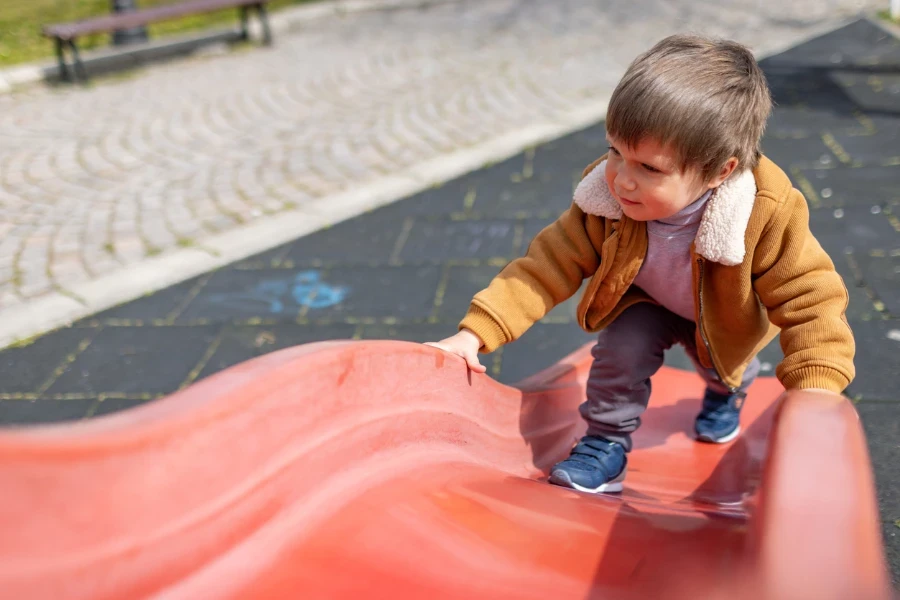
[614, 165, 637, 193]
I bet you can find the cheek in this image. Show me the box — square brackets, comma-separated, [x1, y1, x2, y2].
[605, 164, 617, 190]
[671, 180, 695, 204]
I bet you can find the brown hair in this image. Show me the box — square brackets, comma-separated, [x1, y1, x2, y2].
[606, 34, 772, 181]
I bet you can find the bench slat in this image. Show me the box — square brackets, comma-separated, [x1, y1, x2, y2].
[43, 0, 269, 40]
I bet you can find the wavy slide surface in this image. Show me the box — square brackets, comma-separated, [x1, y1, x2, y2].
[0, 341, 891, 599]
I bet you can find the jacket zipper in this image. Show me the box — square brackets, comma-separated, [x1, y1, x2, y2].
[579, 229, 621, 329]
[696, 257, 738, 393]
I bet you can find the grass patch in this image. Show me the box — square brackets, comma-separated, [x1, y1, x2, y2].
[877, 9, 900, 25]
[0, 0, 314, 68]
[9, 334, 39, 348]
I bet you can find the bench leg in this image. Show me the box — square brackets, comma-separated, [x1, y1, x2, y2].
[239, 6, 250, 42]
[256, 4, 273, 46]
[55, 38, 71, 82]
[68, 41, 89, 83]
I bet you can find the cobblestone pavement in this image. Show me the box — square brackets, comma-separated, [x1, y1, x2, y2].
[0, 0, 885, 341]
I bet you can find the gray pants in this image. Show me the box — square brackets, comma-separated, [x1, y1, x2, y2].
[581, 302, 760, 452]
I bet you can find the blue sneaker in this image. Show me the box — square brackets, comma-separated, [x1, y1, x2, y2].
[549, 435, 627, 493]
[695, 389, 745, 443]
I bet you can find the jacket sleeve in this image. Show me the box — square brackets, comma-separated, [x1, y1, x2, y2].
[458, 203, 601, 353]
[752, 187, 856, 393]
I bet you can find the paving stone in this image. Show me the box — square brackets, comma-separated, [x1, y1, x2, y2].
[281, 209, 408, 265]
[764, 106, 869, 138]
[759, 18, 900, 69]
[808, 204, 899, 256]
[537, 125, 610, 170]
[829, 128, 900, 166]
[839, 254, 885, 321]
[0, 328, 94, 394]
[81, 276, 209, 323]
[17, 281, 53, 300]
[0, 290, 19, 311]
[469, 174, 579, 217]
[792, 165, 900, 210]
[759, 135, 837, 170]
[177, 268, 350, 321]
[831, 71, 900, 117]
[857, 402, 900, 516]
[91, 398, 151, 417]
[852, 252, 900, 316]
[379, 184, 473, 218]
[399, 219, 518, 261]
[844, 317, 900, 401]
[824, 222, 897, 321]
[463, 151, 582, 216]
[496, 322, 594, 385]
[44, 326, 221, 396]
[760, 66, 862, 115]
[0, 399, 94, 426]
[195, 323, 357, 381]
[300, 265, 443, 319]
[434, 265, 505, 320]
[522, 217, 563, 249]
[358, 323, 452, 345]
[234, 243, 294, 269]
[882, 521, 900, 587]
[856, 401, 900, 584]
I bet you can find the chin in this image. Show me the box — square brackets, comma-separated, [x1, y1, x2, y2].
[621, 204, 650, 222]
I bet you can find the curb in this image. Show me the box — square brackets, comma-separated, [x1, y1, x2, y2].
[866, 13, 900, 39]
[0, 0, 459, 94]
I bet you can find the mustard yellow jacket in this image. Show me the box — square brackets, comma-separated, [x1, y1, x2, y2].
[459, 155, 855, 393]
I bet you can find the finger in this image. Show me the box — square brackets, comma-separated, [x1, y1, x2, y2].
[425, 343, 484, 372]
[464, 352, 487, 373]
[424, 342, 452, 353]
[425, 342, 467, 363]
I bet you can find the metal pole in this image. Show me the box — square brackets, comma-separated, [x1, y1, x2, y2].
[111, 0, 148, 45]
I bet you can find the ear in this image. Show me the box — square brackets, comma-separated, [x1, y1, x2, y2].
[707, 157, 739, 189]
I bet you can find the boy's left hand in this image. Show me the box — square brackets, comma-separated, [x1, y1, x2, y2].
[424, 329, 487, 373]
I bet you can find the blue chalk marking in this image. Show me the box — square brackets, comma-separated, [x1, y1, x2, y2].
[207, 270, 348, 314]
[290, 270, 347, 309]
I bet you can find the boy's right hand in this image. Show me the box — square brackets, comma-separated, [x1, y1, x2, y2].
[424, 329, 487, 373]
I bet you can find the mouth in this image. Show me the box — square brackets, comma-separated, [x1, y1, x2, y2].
[618, 196, 639, 207]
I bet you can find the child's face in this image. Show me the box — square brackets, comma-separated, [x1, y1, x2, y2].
[604, 135, 732, 222]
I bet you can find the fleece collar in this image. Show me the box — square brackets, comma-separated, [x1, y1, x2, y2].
[573, 160, 758, 266]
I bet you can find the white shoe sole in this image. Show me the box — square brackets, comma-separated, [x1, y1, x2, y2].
[696, 425, 741, 444]
[549, 469, 626, 494]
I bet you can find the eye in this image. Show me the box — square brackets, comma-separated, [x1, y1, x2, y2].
[642, 163, 660, 173]
[607, 145, 619, 156]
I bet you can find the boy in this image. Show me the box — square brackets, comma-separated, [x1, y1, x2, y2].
[426, 34, 855, 494]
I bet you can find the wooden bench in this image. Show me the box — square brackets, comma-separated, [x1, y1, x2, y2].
[42, 0, 273, 82]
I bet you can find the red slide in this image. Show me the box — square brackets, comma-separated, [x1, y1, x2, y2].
[0, 341, 891, 599]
